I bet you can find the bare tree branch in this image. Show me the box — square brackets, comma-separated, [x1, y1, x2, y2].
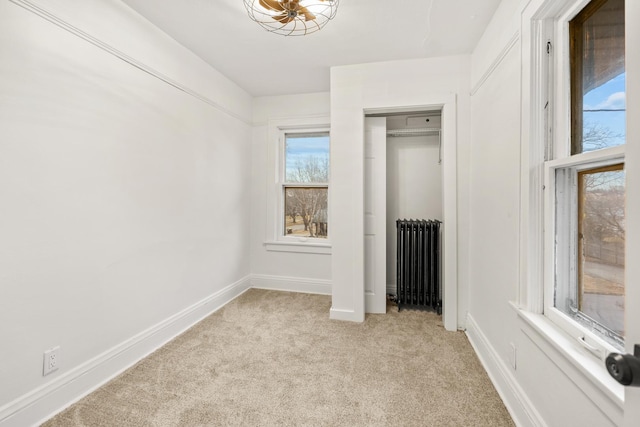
[582, 122, 624, 152]
[285, 154, 329, 238]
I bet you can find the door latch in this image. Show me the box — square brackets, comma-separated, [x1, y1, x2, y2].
[606, 344, 640, 387]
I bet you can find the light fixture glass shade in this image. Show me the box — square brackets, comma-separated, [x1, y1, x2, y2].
[243, 0, 339, 36]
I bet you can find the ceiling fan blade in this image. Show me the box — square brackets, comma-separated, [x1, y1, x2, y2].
[271, 12, 295, 24]
[259, 0, 285, 12]
[298, 6, 316, 21]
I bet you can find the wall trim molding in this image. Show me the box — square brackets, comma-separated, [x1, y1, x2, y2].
[252, 112, 332, 128]
[0, 276, 252, 427]
[251, 274, 332, 295]
[470, 30, 521, 96]
[465, 313, 547, 427]
[7, 0, 251, 126]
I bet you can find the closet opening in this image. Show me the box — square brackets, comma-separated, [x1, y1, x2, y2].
[364, 110, 443, 315]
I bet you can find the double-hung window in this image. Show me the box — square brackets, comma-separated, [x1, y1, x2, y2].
[264, 116, 330, 254]
[545, 0, 626, 356]
[281, 131, 330, 240]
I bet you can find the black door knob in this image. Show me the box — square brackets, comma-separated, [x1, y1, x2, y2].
[606, 344, 640, 387]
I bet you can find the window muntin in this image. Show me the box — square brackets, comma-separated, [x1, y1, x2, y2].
[570, 0, 625, 155]
[549, 0, 626, 353]
[281, 132, 329, 240]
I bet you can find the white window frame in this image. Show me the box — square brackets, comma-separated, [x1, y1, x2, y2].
[545, 0, 626, 357]
[544, 147, 625, 358]
[517, 0, 626, 412]
[264, 116, 331, 254]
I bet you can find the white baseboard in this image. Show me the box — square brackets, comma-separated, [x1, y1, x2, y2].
[329, 307, 362, 322]
[465, 313, 546, 427]
[0, 276, 251, 427]
[386, 283, 395, 295]
[251, 274, 331, 295]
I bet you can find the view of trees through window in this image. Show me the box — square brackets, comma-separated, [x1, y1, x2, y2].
[284, 133, 329, 239]
[578, 165, 625, 338]
[559, 0, 625, 347]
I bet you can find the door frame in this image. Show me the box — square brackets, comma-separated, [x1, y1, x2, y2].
[364, 97, 458, 331]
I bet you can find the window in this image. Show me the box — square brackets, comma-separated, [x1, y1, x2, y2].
[282, 132, 330, 239]
[264, 116, 330, 254]
[546, 0, 626, 354]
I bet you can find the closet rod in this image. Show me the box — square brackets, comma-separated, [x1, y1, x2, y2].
[385, 128, 441, 137]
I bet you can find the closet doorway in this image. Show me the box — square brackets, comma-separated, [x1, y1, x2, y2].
[364, 111, 444, 314]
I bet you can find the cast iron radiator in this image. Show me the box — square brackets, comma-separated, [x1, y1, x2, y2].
[396, 219, 442, 314]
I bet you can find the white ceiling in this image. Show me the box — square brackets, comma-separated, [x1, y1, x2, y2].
[121, 0, 502, 97]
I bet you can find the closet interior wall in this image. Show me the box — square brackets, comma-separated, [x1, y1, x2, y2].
[385, 113, 443, 295]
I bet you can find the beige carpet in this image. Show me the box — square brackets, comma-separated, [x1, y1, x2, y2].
[43, 289, 514, 426]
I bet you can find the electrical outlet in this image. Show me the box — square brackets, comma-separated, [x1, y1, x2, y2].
[43, 346, 60, 376]
[508, 342, 517, 370]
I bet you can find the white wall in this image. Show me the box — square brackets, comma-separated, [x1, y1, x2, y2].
[386, 135, 442, 222]
[468, 20, 521, 362]
[250, 92, 332, 292]
[0, 1, 252, 424]
[330, 56, 470, 328]
[386, 134, 442, 289]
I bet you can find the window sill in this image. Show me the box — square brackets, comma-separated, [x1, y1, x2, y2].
[510, 302, 623, 421]
[264, 240, 331, 254]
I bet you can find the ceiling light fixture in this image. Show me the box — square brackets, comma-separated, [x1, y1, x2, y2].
[243, 0, 339, 36]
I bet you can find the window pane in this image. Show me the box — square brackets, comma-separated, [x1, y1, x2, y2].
[285, 133, 329, 183]
[554, 164, 625, 349]
[570, 0, 625, 154]
[284, 187, 328, 238]
[578, 165, 625, 342]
